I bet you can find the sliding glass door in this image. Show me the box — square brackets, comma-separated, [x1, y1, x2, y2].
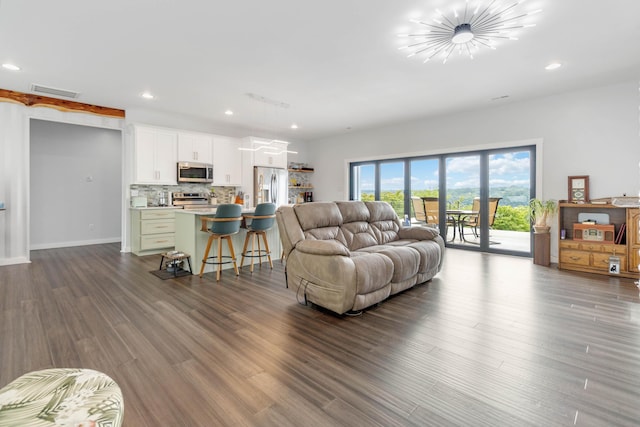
[380, 161, 405, 217]
[349, 145, 534, 256]
[445, 154, 480, 246]
[351, 163, 375, 201]
[487, 149, 533, 253]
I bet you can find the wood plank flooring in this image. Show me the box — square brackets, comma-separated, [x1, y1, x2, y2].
[1, 243, 640, 426]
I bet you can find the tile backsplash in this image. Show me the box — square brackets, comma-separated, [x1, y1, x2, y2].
[130, 184, 239, 206]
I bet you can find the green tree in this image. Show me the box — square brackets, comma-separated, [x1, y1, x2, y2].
[493, 205, 530, 232]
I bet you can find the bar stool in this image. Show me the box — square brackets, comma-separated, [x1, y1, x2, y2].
[199, 203, 243, 281]
[240, 202, 276, 272]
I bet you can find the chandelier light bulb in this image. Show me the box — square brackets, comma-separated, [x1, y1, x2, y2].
[452, 24, 474, 44]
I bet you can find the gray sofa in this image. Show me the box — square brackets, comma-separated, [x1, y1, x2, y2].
[276, 200, 445, 314]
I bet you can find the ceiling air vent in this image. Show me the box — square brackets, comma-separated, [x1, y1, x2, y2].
[31, 83, 80, 99]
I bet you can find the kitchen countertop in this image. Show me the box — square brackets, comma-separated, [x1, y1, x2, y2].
[175, 207, 255, 215]
[129, 206, 183, 210]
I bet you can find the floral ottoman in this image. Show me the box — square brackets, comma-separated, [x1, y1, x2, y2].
[0, 368, 123, 427]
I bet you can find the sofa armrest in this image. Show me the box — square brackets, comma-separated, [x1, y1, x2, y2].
[296, 240, 350, 257]
[398, 226, 440, 240]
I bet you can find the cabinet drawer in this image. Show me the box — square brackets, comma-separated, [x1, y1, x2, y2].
[560, 250, 590, 267]
[141, 220, 175, 235]
[592, 253, 626, 271]
[559, 240, 581, 250]
[141, 233, 175, 250]
[141, 210, 176, 220]
[579, 242, 623, 253]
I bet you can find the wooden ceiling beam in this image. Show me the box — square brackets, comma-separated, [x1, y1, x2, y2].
[0, 88, 125, 118]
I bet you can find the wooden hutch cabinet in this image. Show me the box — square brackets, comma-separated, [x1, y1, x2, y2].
[626, 208, 640, 274]
[558, 202, 640, 279]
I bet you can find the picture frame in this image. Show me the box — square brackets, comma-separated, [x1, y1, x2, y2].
[568, 175, 589, 203]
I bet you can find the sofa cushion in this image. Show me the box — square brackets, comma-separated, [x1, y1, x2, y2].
[335, 201, 377, 250]
[294, 202, 348, 246]
[377, 246, 420, 283]
[304, 226, 345, 243]
[336, 200, 370, 222]
[365, 201, 401, 244]
[351, 252, 394, 294]
[340, 221, 378, 251]
[295, 202, 343, 230]
[406, 240, 442, 274]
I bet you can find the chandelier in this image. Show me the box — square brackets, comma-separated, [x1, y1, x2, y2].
[398, 0, 542, 64]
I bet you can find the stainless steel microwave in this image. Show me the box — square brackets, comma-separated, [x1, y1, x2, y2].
[177, 162, 213, 183]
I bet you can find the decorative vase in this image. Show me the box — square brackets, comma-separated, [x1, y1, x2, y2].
[533, 225, 550, 233]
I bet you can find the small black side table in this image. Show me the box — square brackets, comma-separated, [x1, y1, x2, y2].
[159, 252, 193, 276]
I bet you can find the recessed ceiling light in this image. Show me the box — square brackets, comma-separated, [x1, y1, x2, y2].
[290, 123, 298, 129]
[2, 63, 20, 71]
[141, 92, 154, 99]
[545, 62, 562, 70]
[225, 109, 234, 116]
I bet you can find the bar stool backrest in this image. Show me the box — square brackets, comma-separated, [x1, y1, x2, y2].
[250, 203, 276, 231]
[210, 204, 242, 235]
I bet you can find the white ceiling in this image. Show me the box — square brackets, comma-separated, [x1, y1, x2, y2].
[1, 0, 639, 142]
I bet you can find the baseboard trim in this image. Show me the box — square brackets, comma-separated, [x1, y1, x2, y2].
[0, 257, 31, 266]
[30, 237, 121, 251]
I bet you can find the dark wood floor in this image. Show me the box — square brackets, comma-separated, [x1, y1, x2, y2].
[1, 243, 640, 426]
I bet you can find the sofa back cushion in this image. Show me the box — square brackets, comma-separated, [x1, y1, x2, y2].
[294, 202, 347, 245]
[366, 201, 401, 244]
[336, 201, 379, 251]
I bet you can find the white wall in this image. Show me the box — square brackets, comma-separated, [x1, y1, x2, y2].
[304, 80, 640, 260]
[307, 80, 640, 201]
[30, 120, 122, 249]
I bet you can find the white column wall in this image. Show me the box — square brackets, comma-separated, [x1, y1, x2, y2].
[0, 103, 29, 265]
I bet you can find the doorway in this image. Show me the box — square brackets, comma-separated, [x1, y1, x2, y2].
[30, 119, 122, 249]
[444, 148, 534, 254]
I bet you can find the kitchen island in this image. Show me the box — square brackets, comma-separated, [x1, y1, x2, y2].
[174, 207, 282, 276]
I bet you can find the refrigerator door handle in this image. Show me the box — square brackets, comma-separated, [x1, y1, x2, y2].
[271, 173, 277, 204]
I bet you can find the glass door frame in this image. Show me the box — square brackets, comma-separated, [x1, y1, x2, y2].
[349, 144, 537, 257]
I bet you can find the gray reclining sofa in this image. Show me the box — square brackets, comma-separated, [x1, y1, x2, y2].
[276, 200, 445, 314]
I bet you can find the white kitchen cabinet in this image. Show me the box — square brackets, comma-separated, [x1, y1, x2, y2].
[212, 135, 242, 186]
[131, 208, 179, 255]
[177, 132, 213, 163]
[244, 137, 288, 169]
[134, 125, 178, 185]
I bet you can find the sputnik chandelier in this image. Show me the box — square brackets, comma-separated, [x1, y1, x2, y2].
[398, 0, 542, 63]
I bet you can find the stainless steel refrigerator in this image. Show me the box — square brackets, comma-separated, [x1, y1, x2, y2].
[254, 166, 288, 207]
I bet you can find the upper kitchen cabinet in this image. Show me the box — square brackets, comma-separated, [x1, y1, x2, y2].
[212, 135, 242, 186]
[134, 125, 178, 185]
[177, 132, 213, 163]
[244, 137, 288, 169]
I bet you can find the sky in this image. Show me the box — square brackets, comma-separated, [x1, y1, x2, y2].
[356, 151, 531, 192]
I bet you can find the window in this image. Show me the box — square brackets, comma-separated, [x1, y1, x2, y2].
[350, 145, 535, 256]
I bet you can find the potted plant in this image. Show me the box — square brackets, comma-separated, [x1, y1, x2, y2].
[529, 198, 558, 233]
